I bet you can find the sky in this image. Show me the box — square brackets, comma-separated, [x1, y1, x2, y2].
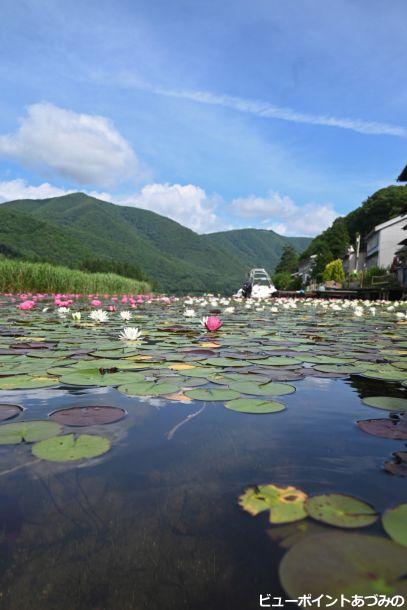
[0, 0, 406, 236]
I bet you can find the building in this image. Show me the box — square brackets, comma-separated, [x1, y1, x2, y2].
[294, 254, 317, 285]
[365, 213, 407, 269]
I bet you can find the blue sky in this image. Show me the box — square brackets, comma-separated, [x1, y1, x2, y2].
[0, 0, 406, 235]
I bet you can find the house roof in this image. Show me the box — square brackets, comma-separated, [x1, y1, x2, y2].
[397, 165, 407, 182]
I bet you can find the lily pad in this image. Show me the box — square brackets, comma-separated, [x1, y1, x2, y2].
[239, 484, 308, 524]
[118, 381, 180, 396]
[382, 504, 407, 547]
[279, 533, 407, 603]
[49, 406, 126, 426]
[357, 414, 407, 440]
[384, 451, 407, 476]
[0, 404, 23, 421]
[228, 381, 295, 396]
[362, 396, 407, 411]
[225, 398, 285, 414]
[305, 493, 378, 528]
[32, 433, 110, 462]
[0, 375, 59, 390]
[0, 420, 62, 444]
[184, 388, 240, 401]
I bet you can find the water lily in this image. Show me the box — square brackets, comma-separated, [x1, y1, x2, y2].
[201, 316, 222, 331]
[118, 327, 143, 341]
[71, 312, 81, 321]
[120, 310, 132, 321]
[224, 306, 235, 314]
[18, 300, 35, 310]
[89, 309, 109, 323]
[58, 307, 70, 317]
[183, 308, 196, 317]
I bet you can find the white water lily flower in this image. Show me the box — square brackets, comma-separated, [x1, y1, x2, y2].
[58, 307, 70, 317]
[71, 312, 81, 321]
[183, 308, 196, 317]
[224, 306, 235, 314]
[120, 310, 132, 321]
[89, 309, 109, 323]
[119, 327, 143, 341]
[200, 316, 209, 328]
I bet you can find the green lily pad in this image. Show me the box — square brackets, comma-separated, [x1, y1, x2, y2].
[305, 493, 378, 528]
[0, 420, 62, 444]
[239, 484, 308, 523]
[225, 398, 285, 414]
[32, 433, 110, 462]
[0, 375, 59, 390]
[59, 370, 145, 387]
[184, 388, 240, 401]
[228, 381, 296, 396]
[382, 504, 407, 547]
[362, 396, 407, 411]
[117, 381, 180, 396]
[279, 533, 407, 603]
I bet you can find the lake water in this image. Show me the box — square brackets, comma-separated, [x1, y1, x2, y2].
[0, 296, 406, 609]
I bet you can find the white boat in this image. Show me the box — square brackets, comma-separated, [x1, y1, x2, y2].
[235, 268, 277, 298]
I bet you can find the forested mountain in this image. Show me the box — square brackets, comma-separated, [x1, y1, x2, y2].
[0, 193, 310, 293]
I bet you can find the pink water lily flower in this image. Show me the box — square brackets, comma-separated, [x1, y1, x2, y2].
[203, 316, 222, 332]
[19, 300, 35, 310]
[90, 299, 102, 307]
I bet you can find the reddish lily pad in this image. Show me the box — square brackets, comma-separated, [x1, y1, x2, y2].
[0, 404, 23, 421]
[357, 414, 407, 440]
[384, 451, 407, 476]
[49, 406, 126, 426]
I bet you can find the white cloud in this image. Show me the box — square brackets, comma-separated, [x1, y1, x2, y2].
[114, 183, 220, 233]
[0, 103, 141, 187]
[115, 75, 407, 138]
[230, 191, 338, 237]
[0, 179, 72, 202]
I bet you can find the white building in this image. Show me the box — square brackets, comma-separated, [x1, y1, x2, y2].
[365, 213, 407, 269]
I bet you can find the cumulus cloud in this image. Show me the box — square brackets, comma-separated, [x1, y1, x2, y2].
[230, 191, 338, 236]
[0, 179, 72, 202]
[0, 103, 141, 187]
[114, 183, 220, 233]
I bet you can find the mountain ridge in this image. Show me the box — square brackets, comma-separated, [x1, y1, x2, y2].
[0, 192, 311, 293]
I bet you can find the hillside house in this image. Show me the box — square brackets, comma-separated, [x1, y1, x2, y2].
[365, 213, 407, 269]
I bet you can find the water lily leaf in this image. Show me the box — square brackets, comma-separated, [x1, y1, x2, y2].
[59, 370, 145, 387]
[167, 363, 197, 371]
[118, 381, 180, 396]
[268, 520, 328, 549]
[0, 420, 62, 444]
[239, 484, 307, 523]
[251, 356, 302, 366]
[384, 451, 407, 476]
[357, 414, 407, 440]
[362, 396, 407, 411]
[32, 433, 110, 462]
[382, 504, 407, 547]
[305, 493, 378, 528]
[49, 406, 126, 426]
[184, 388, 240, 401]
[0, 375, 59, 389]
[228, 381, 295, 396]
[279, 533, 407, 603]
[0, 404, 23, 421]
[225, 398, 285, 414]
[361, 369, 407, 381]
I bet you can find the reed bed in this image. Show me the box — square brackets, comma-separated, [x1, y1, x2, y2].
[0, 259, 151, 294]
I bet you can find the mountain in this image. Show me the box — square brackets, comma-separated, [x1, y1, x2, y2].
[0, 192, 311, 293]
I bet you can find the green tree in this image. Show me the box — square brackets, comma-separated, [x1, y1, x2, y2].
[275, 245, 299, 274]
[323, 259, 345, 283]
[311, 243, 334, 280]
[273, 271, 292, 290]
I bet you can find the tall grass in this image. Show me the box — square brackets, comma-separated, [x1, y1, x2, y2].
[0, 259, 151, 294]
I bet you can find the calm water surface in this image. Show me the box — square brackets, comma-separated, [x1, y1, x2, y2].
[0, 375, 404, 610]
